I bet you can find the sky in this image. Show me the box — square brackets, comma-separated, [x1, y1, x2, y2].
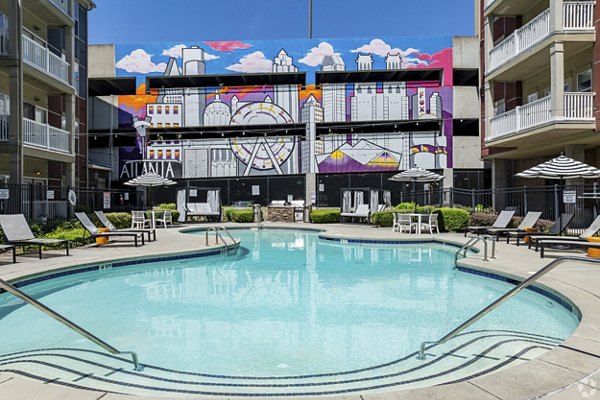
[89, 0, 476, 44]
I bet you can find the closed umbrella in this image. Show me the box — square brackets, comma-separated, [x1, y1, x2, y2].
[516, 154, 600, 223]
[389, 168, 444, 210]
[124, 173, 176, 208]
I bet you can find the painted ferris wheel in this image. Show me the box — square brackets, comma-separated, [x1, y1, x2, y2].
[229, 100, 295, 175]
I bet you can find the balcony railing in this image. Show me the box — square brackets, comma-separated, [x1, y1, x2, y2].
[24, 118, 70, 153]
[48, 0, 70, 16]
[22, 34, 70, 85]
[489, 3, 594, 72]
[488, 92, 595, 141]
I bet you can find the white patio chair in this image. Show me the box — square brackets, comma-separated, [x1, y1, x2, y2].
[393, 213, 413, 233]
[155, 210, 173, 229]
[421, 213, 440, 235]
[131, 211, 150, 229]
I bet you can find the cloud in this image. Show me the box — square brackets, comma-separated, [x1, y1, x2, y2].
[226, 51, 272, 73]
[299, 42, 337, 67]
[204, 40, 253, 52]
[116, 49, 167, 74]
[351, 38, 419, 58]
[162, 44, 219, 61]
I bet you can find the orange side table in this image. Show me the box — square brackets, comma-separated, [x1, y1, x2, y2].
[96, 227, 110, 245]
[586, 237, 600, 258]
[523, 227, 538, 244]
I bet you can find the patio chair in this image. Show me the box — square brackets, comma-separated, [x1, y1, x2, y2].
[464, 210, 515, 237]
[507, 213, 574, 246]
[420, 213, 440, 235]
[75, 212, 145, 247]
[0, 214, 69, 259]
[131, 211, 151, 229]
[530, 215, 600, 255]
[485, 211, 542, 241]
[0, 244, 16, 263]
[155, 210, 173, 229]
[94, 210, 156, 241]
[340, 204, 370, 223]
[392, 213, 413, 233]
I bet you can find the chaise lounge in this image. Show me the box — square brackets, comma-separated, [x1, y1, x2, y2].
[0, 214, 69, 259]
[94, 210, 156, 242]
[464, 210, 515, 237]
[75, 212, 145, 247]
[340, 204, 370, 223]
[485, 211, 542, 241]
[507, 213, 574, 245]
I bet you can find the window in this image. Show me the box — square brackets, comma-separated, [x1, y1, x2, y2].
[527, 92, 538, 103]
[577, 69, 592, 92]
[157, 106, 162, 114]
[165, 106, 170, 114]
[173, 106, 179, 114]
[148, 106, 154, 114]
[494, 99, 505, 116]
[0, 92, 9, 114]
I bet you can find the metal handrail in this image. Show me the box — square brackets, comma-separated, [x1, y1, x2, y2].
[418, 256, 600, 360]
[0, 278, 141, 370]
[217, 226, 238, 255]
[454, 236, 490, 268]
[205, 226, 237, 254]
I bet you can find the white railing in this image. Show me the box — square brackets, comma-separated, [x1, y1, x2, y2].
[48, 0, 70, 16]
[22, 34, 70, 84]
[563, 1, 595, 30]
[484, 0, 496, 9]
[489, 9, 550, 71]
[564, 92, 595, 119]
[0, 115, 9, 141]
[488, 93, 595, 141]
[0, 28, 8, 56]
[23, 118, 70, 153]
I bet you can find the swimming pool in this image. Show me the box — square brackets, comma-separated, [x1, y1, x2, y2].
[0, 229, 580, 396]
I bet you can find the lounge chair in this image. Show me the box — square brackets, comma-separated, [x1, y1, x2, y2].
[464, 210, 515, 237]
[94, 211, 156, 241]
[507, 213, 574, 246]
[0, 244, 16, 263]
[75, 212, 145, 247]
[340, 204, 370, 223]
[485, 211, 542, 241]
[529, 215, 600, 250]
[0, 214, 69, 259]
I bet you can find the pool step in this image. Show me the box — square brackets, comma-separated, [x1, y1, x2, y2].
[0, 330, 561, 397]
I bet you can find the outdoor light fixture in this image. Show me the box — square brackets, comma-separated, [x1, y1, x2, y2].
[34, 169, 41, 176]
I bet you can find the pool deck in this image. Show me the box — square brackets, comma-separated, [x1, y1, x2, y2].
[0, 222, 599, 399]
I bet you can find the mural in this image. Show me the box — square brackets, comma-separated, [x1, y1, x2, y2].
[115, 36, 454, 180]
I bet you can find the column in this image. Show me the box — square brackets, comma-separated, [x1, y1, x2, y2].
[484, 81, 494, 140]
[8, 0, 23, 185]
[483, 15, 494, 74]
[64, 24, 76, 186]
[492, 159, 508, 211]
[549, 0, 564, 33]
[305, 172, 316, 207]
[550, 41, 565, 119]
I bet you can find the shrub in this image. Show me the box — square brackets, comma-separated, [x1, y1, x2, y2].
[43, 227, 90, 248]
[371, 211, 394, 227]
[105, 212, 132, 229]
[435, 208, 470, 232]
[395, 202, 416, 211]
[158, 203, 177, 210]
[469, 212, 499, 227]
[310, 209, 340, 223]
[228, 208, 253, 223]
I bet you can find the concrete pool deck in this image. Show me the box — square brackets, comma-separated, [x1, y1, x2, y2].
[0, 222, 598, 399]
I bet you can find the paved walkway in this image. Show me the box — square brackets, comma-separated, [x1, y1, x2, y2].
[0, 222, 598, 399]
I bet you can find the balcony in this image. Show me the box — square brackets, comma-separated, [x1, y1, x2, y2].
[22, 34, 70, 85]
[23, 118, 70, 153]
[488, 3, 594, 73]
[487, 92, 595, 142]
[48, 0, 70, 16]
[0, 115, 8, 141]
[0, 28, 8, 56]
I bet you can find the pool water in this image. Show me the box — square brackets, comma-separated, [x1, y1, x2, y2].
[0, 229, 579, 395]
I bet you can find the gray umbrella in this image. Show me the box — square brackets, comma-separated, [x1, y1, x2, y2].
[124, 173, 176, 208]
[389, 168, 444, 210]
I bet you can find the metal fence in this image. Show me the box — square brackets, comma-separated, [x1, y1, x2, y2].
[0, 184, 144, 223]
[401, 183, 600, 235]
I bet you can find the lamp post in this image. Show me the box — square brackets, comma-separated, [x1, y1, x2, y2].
[308, 0, 313, 39]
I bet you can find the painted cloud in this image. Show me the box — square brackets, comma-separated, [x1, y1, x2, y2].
[226, 51, 272, 73]
[204, 40, 253, 52]
[162, 44, 219, 61]
[352, 39, 436, 68]
[299, 42, 337, 67]
[116, 49, 167, 74]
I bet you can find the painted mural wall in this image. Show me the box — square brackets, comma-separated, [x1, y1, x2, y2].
[115, 36, 454, 181]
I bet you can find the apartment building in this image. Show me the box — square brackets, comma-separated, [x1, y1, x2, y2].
[0, 0, 94, 188]
[479, 0, 598, 187]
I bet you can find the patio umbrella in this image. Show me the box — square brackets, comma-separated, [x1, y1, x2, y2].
[516, 154, 600, 223]
[124, 173, 176, 208]
[389, 167, 444, 210]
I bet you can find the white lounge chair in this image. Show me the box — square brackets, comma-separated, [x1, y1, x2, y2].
[340, 204, 370, 223]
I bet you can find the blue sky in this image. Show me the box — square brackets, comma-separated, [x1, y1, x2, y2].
[89, 0, 475, 44]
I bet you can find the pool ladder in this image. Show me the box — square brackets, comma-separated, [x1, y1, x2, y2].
[417, 256, 600, 360]
[206, 226, 238, 255]
[0, 277, 142, 370]
[453, 235, 495, 268]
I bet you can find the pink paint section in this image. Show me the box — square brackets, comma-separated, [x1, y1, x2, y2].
[203, 40, 253, 52]
[410, 48, 453, 86]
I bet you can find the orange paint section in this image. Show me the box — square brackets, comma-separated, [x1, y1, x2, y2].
[300, 84, 322, 103]
[118, 83, 157, 114]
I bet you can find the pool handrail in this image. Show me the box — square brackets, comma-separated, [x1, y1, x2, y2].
[205, 226, 237, 255]
[0, 277, 141, 370]
[418, 256, 600, 360]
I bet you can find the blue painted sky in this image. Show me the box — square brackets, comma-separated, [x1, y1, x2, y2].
[89, 0, 475, 44]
